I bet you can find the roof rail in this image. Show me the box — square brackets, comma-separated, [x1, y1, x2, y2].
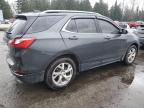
[43, 10, 96, 14]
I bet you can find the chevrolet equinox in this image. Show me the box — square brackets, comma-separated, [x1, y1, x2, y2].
[4, 10, 139, 90]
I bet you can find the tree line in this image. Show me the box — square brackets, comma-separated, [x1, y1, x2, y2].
[0, 0, 12, 19]
[0, 0, 144, 21]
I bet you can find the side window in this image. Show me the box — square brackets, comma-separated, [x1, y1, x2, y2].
[75, 19, 97, 33]
[65, 19, 77, 32]
[98, 19, 119, 34]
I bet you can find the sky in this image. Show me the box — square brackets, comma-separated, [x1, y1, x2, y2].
[6, 0, 144, 10]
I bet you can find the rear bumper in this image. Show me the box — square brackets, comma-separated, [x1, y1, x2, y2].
[7, 56, 45, 83]
[11, 69, 44, 83]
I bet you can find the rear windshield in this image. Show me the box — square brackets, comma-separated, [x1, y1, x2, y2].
[8, 19, 27, 36]
[27, 15, 64, 33]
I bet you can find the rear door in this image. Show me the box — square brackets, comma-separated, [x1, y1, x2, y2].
[61, 16, 106, 71]
[97, 18, 126, 63]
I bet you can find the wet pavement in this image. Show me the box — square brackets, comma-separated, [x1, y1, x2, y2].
[0, 31, 144, 108]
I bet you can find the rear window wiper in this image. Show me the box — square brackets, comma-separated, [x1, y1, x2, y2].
[6, 31, 12, 34]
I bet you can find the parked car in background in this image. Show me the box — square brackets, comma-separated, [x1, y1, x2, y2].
[136, 21, 144, 25]
[116, 22, 136, 34]
[128, 22, 140, 28]
[119, 22, 130, 29]
[134, 24, 144, 47]
[4, 20, 10, 24]
[4, 10, 139, 90]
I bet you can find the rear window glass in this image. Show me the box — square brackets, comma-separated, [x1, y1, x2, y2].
[27, 15, 64, 33]
[8, 19, 27, 35]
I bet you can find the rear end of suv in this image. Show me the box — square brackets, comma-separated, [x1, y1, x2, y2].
[4, 10, 139, 90]
[4, 12, 66, 83]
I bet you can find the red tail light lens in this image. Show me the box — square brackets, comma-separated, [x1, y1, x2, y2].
[9, 37, 36, 49]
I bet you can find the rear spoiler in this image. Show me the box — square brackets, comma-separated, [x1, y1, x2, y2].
[16, 15, 27, 20]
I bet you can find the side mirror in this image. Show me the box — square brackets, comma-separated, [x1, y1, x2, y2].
[119, 29, 128, 34]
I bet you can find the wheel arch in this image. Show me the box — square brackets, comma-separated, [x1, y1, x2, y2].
[44, 52, 81, 78]
[131, 43, 139, 52]
[122, 42, 139, 61]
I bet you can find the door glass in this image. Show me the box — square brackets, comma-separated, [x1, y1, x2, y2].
[65, 19, 77, 32]
[98, 19, 119, 34]
[75, 19, 97, 33]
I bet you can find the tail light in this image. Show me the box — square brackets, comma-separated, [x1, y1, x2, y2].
[9, 37, 36, 49]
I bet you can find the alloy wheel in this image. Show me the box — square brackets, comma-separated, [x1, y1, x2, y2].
[127, 48, 136, 63]
[52, 62, 73, 87]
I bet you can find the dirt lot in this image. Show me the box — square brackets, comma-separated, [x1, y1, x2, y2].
[1, 31, 144, 108]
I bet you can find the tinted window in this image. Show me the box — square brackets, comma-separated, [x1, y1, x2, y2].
[75, 19, 97, 33]
[8, 19, 26, 36]
[66, 19, 77, 32]
[27, 16, 64, 33]
[98, 19, 119, 34]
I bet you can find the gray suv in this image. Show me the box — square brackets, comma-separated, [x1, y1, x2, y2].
[4, 10, 139, 90]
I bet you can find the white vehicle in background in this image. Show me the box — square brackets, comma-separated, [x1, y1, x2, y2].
[0, 10, 4, 24]
[118, 22, 137, 33]
[134, 24, 144, 47]
[119, 23, 130, 29]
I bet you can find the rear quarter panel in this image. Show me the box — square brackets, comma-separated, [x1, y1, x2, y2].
[20, 31, 67, 73]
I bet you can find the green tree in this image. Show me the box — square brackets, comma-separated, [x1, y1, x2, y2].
[79, 0, 92, 11]
[65, 0, 80, 10]
[51, 0, 67, 10]
[31, 0, 50, 11]
[139, 10, 144, 21]
[133, 7, 140, 21]
[17, 0, 50, 13]
[16, 0, 23, 13]
[0, 0, 13, 19]
[123, 7, 133, 21]
[93, 0, 109, 17]
[21, 0, 31, 12]
[110, 0, 122, 21]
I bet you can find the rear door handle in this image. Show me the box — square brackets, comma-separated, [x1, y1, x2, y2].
[68, 36, 78, 40]
[104, 35, 111, 40]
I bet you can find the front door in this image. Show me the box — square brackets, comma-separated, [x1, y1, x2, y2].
[97, 18, 126, 63]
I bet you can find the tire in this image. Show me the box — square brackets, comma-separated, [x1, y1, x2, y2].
[45, 57, 77, 90]
[123, 45, 137, 65]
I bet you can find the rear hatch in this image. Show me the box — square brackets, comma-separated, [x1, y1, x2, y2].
[4, 15, 38, 66]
